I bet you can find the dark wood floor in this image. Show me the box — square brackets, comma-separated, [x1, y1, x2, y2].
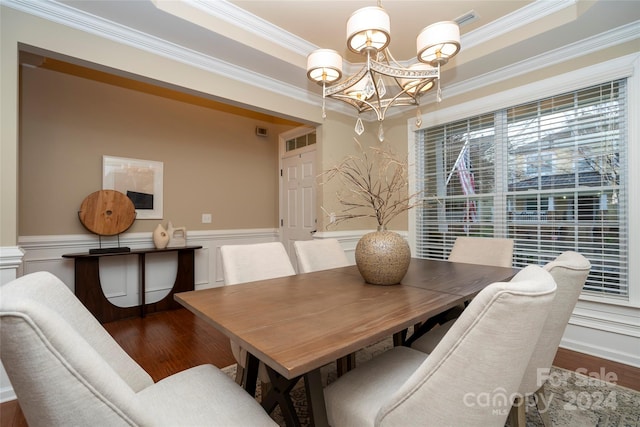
[2, 308, 638, 427]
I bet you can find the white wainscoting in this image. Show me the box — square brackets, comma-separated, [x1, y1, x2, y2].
[17, 229, 281, 298]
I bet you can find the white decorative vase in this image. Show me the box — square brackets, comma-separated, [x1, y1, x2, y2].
[152, 223, 169, 249]
[355, 227, 411, 285]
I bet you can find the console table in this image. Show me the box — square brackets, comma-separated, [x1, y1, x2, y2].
[63, 246, 202, 323]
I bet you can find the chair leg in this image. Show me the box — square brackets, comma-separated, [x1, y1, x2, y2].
[336, 353, 355, 377]
[404, 316, 441, 346]
[508, 396, 526, 427]
[260, 380, 271, 400]
[235, 364, 245, 385]
[535, 386, 551, 427]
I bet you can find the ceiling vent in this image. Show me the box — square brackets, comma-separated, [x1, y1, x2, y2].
[454, 10, 479, 27]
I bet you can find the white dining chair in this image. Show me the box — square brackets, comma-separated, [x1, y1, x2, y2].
[0, 271, 277, 427]
[411, 251, 590, 427]
[293, 238, 350, 273]
[323, 265, 557, 427]
[294, 238, 354, 377]
[220, 241, 296, 388]
[406, 236, 514, 346]
[448, 236, 514, 267]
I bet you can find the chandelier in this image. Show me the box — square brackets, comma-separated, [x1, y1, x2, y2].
[306, 4, 461, 141]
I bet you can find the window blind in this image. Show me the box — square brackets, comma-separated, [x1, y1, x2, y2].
[415, 80, 628, 298]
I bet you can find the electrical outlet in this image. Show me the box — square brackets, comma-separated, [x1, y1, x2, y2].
[202, 213, 212, 223]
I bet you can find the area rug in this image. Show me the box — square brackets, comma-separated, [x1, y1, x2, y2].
[222, 338, 640, 427]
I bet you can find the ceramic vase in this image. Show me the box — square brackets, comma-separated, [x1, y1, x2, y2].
[152, 223, 169, 249]
[355, 227, 411, 285]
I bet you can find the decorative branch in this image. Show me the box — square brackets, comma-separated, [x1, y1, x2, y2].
[320, 138, 423, 228]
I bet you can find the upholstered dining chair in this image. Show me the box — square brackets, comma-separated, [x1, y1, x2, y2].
[0, 271, 277, 427]
[293, 238, 350, 273]
[220, 241, 296, 387]
[405, 236, 514, 346]
[448, 236, 514, 267]
[411, 251, 590, 427]
[323, 265, 557, 427]
[294, 238, 354, 377]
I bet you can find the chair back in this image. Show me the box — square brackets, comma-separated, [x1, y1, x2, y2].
[519, 251, 590, 393]
[448, 236, 514, 267]
[294, 239, 350, 273]
[220, 242, 295, 285]
[0, 272, 154, 427]
[377, 265, 557, 426]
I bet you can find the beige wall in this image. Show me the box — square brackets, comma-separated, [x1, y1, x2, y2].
[315, 113, 409, 232]
[19, 65, 301, 234]
[0, 6, 358, 244]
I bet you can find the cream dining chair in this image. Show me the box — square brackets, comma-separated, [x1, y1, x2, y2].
[294, 238, 354, 377]
[411, 250, 590, 427]
[0, 271, 277, 427]
[448, 236, 514, 267]
[293, 238, 350, 273]
[323, 265, 557, 427]
[405, 236, 514, 346]
[220, 241, 296, 388]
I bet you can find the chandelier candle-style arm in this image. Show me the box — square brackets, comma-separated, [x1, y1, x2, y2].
[306, 4, 460, 139]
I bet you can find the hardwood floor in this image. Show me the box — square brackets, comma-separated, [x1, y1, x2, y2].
[1, 308, 235, 427]
[1, 308, 638, 426]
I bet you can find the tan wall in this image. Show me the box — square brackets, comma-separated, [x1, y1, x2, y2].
[315, 113, 409, 232]
[19, 65, 301, 235]
[0, 6, 324, 245]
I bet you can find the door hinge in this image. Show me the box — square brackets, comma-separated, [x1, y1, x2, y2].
[280, 219, 284, 226]
[280, 169, 283, 177]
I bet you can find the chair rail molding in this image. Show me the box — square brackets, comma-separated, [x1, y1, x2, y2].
[0, 246, 24, 285]
[18, 228, 279, 295]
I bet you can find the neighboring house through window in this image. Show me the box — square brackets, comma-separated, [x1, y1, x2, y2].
[414, 79, 628, 299]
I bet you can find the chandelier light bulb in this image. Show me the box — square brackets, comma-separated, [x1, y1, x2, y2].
[307, 49, 343, 83]
[347, 7, 391, 54]
[306, 4, 460, 130]
[399, 63, 437, 94]
[417, 21, 461, 66]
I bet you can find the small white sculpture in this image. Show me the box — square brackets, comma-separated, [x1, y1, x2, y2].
[167, 221, 187, 248]
[152, 223, 169, 249]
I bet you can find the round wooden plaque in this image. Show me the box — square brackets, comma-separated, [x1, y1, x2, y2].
[78, 190, 136, 236]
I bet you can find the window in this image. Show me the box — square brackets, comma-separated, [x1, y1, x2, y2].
[415, 80, 628, 298]
[285, 131, 316, 152]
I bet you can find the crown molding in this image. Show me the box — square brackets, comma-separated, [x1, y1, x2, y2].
[3, 0, 638, 120]
[461, 0, 578, 50]
[2, 0, 314, 105]
[189, 0, 316, 56]
[435, 20, 640, 104]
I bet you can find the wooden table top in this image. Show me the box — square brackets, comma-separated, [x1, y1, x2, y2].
[175, 258, 517, 379]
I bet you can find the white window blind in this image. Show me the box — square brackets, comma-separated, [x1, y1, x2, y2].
[415, 79, 628, 298]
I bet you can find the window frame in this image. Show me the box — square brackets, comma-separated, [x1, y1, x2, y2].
[408, 53, 639, 308]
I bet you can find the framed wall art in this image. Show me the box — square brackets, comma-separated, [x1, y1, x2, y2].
[102, 155, 163, 219]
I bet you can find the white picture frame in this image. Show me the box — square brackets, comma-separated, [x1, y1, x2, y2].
[102, 155, 163, 219]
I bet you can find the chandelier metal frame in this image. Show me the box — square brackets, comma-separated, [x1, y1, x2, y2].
[306, 3, 461, 139]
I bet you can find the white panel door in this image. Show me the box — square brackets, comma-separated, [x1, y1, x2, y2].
[281, 149, 316, 269]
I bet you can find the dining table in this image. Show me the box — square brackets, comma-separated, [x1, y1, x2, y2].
[174, 257, 518, 427]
